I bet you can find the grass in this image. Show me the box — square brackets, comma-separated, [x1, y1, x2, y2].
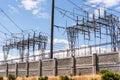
[43, 75, 101, 80]
[16, 76, 38, 80]
[3, 75, 101, 80]
[72, 75, 101, 80]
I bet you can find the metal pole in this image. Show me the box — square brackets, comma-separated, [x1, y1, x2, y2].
[50, 0, 55, 59]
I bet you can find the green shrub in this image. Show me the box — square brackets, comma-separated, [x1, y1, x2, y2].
[8, 74, 15, 80]
[0, 75, 3, 80]
[25, 75, 28, 77]
[59, 75, 64, 80]
[100, 70, 110, 74]
[78, 71, 81, 76]
[44, 76, 48, 80]
[101, 71, 120, 80]
[91, 78, 98, 80]
[59, 75, 69, 80]
[38, 76, 48, 80]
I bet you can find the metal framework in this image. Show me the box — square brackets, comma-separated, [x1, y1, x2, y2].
[66, 10, 120, 56]
[3, 32, 48, 62]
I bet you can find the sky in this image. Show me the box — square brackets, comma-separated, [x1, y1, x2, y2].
[0, 0, 120, 60]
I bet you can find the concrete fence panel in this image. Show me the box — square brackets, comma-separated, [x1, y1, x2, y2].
[42, 59, 55, 76]
[0, 64, 7, 76]
[18, 62, 27, 77]
[57, 58, 73, 75]
[8, 63, 16, 76]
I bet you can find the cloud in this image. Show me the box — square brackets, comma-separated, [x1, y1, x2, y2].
[86, 0, 120, 18]
[0, 51, 19, 61]
[36, 12, 50, 19]
[116, 6, 120, 11]
[53, 45, 112, 58]
[21, 0, 45, 10]
[103, 0, 120, 7]
[86, 0, 102, 4]
[0, 52, 4, 61]
[54, 39, 68, 44]
[32, 9, 50, 19]
[8, 5, 19, 14]
[32, 9, 39, 15]
[20, 0, 49, 19]
[90, 7, 104, 18]
[86, 0, 120, 8]
[48, 38, 68, 45]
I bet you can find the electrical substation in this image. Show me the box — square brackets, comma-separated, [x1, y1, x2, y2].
[1, 0, 120, 63]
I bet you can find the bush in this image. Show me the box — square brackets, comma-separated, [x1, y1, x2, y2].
[38, 76, 48, 80]
[25, 75, 28, 77]
[101, 71, 120, 80]
[59, 75, 69, 80]
[100, 70, 110, 74]
[0, 75, 3, 80]
[78, 71, 81, 76]
[8, 74, 15, 80]
[91, 78, 98, 80]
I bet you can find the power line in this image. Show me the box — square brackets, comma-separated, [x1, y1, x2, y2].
[0, 8, 23, 32]
[55, 7, 77, 21]
[67, 0, 120, 18]
[0, 30, 10, 36]
[0, 22, 12, 34]
[55, 6, 87, 18]
[0, 36, 5, 40]
[67, 0, 87, 13]
[55, 6, 94, 20]
[54, 25, 66, 29]
[81, 0, 120, 14]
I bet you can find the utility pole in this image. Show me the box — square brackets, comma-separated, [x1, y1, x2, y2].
[50, 0, 55, 59]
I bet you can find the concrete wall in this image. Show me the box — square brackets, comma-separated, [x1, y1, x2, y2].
[57, 57, 73, 75]
[76, 56, 93, 75]
[98, 52, 119, 73]
[8, 63, 16, 76]
[0, 52, 119, 77]
[0, 64, 7, 76]
[42, 59, 55, 76]
[18, 62, 27, 77]
[29, 61, 40, 76]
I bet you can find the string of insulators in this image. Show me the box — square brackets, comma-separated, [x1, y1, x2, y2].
[98, 9, 100, 19]
[93, 13, 95, 22]
[93, 13, 96, 31]
[87, 12, 89, 21]
[82, 18, 84, 34]
[82, 17, 84, 25]
[76, 16, 78, 25]
[27, 34, 30, 50]
[104, 10, 106, 20]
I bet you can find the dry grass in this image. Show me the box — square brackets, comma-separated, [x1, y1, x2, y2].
[16, 76, 38, 80]
[3, 77, 8, 80]
[3, 75, 101, 80]
[72, 75, 101, 80]
[48, 75, 101, 80]
[48, 76, 58, 80]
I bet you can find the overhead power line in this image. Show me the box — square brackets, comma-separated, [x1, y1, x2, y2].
[0, 30, 10, 36]
[0, 22, 12, 34]
[55, 6, 87, 18]
[55, 7, 77, 21]
[0, 36, 5, 40]
[81, 0, 120, 14]
[55, 6, 94, 20]
[0, 8, 23, 32]
[67, 0, 87, 13]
